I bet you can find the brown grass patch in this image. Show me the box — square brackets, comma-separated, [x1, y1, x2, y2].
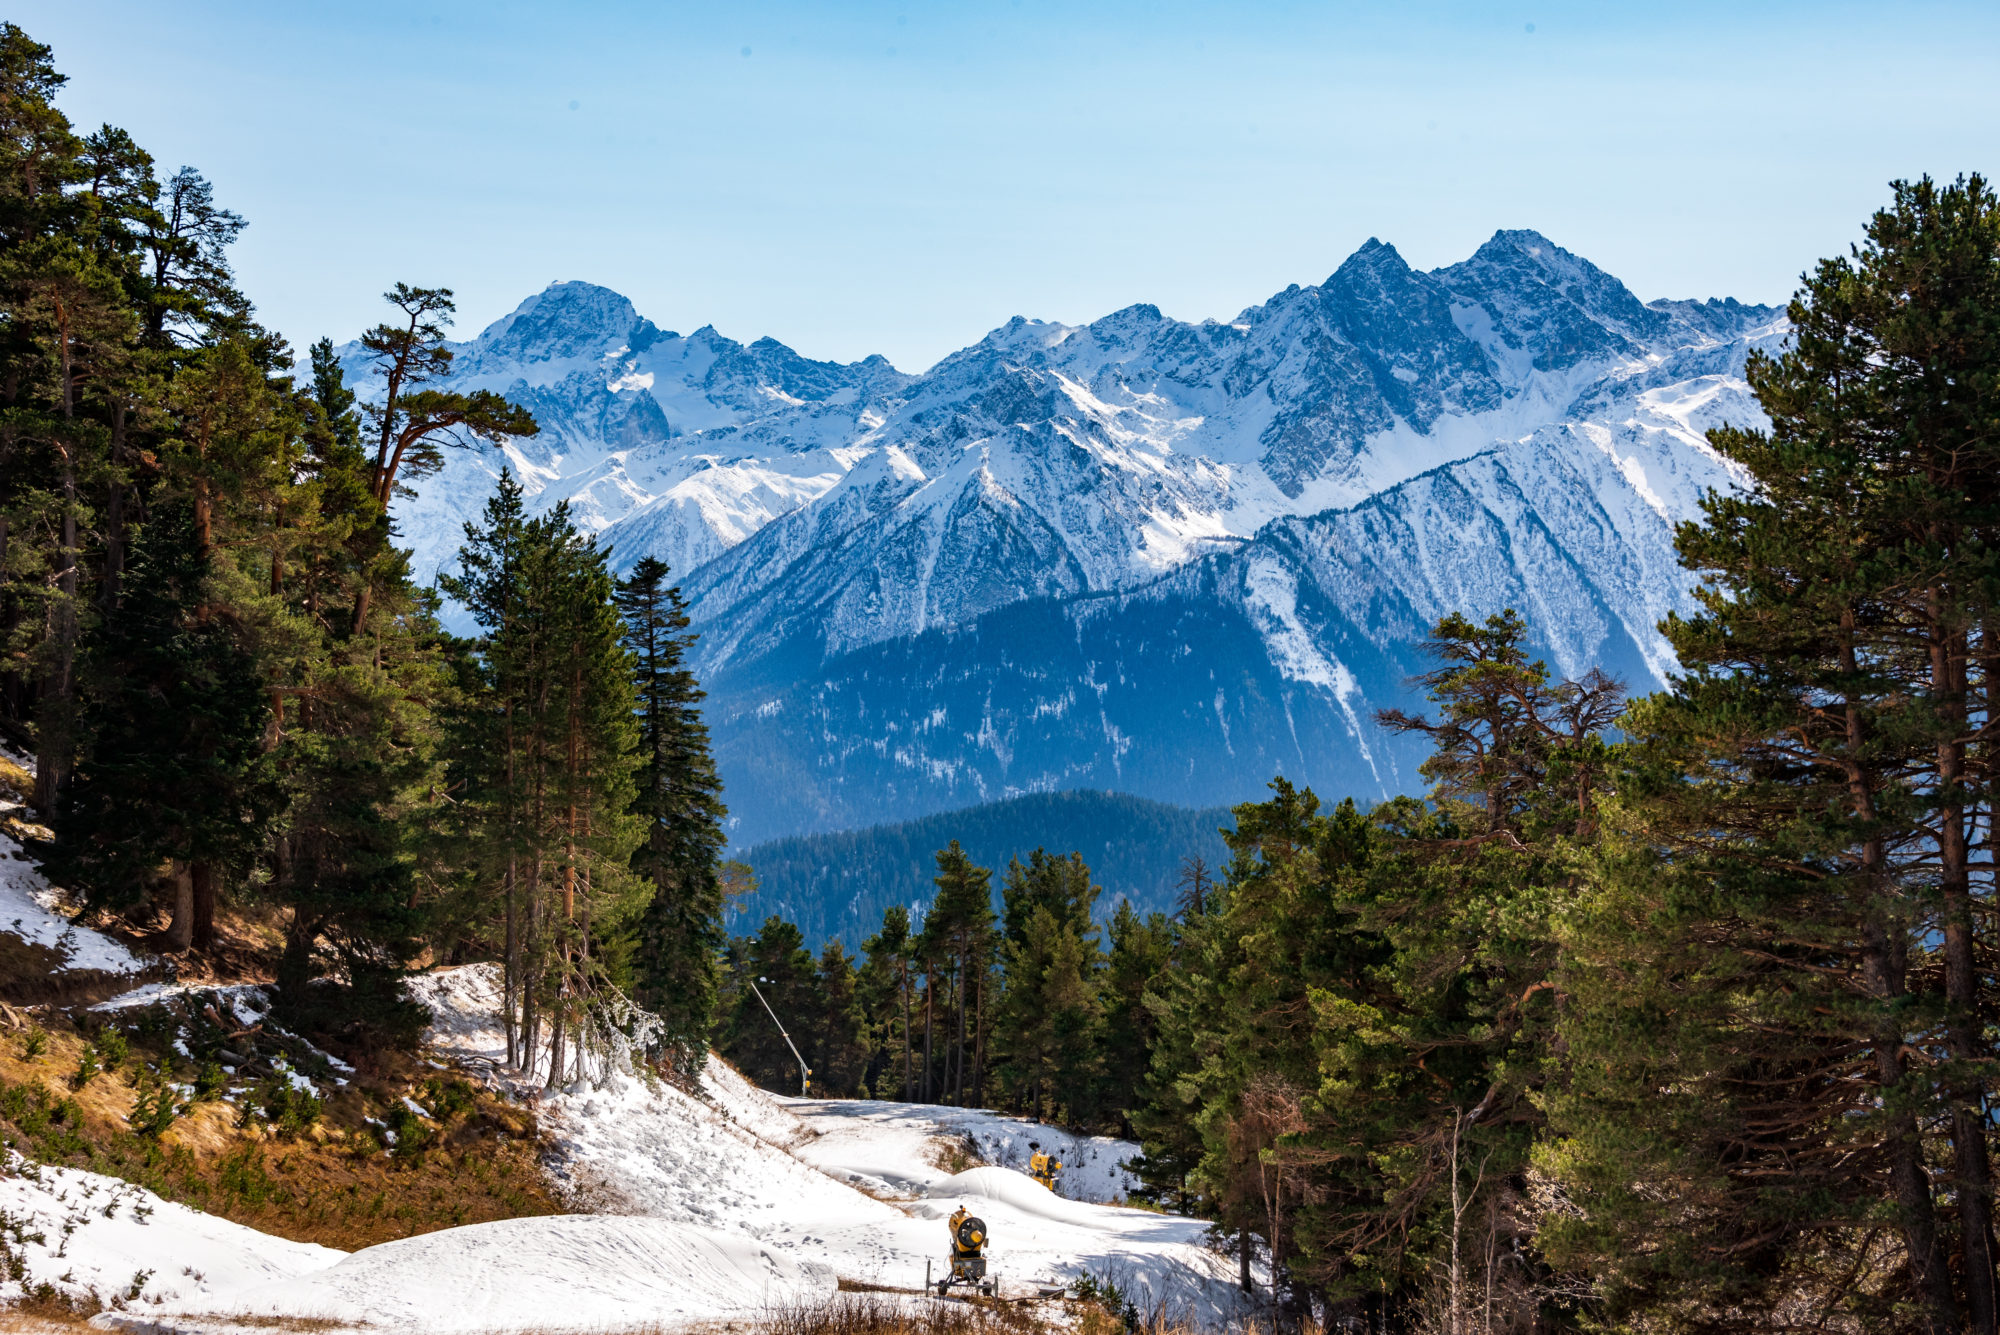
[926, 1134, 986, 1177]
[0, 1002, 560, 1251]
[0, 1312, 98, 1333]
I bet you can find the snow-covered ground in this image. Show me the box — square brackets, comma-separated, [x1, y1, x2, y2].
[0, 963, 1250, 1331]
[0, 744, 147, 984]
[0, 1154, 342, 1316]
[416, 964, 1250, 1321]
[98, 1215, 835, 1335]
[788, 1097, 1143, 1204]
[1, 829, 147, 980]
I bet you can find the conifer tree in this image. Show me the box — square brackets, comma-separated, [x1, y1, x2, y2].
[616, 555, 727, 1082]
[862, 904, 916, 1099]
[1544, 174, 2000, 1335]
[917, 841, 993, 1104]
[993, 850, 1106, 1121]
[811, 941, 871, 1095]
[1098, 899, 1172, 1135]
[445, 484, 646, 1084]
[51, 505, 280, 949]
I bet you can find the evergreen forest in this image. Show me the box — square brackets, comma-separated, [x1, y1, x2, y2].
[0, 24, 726, 1087]
[731, 789, 1232, 948]
[6, 20, 2000, 1335]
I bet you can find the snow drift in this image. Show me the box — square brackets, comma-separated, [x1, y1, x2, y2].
[103, 1214, 836, 1334]
[0, 1155, 341, 1316]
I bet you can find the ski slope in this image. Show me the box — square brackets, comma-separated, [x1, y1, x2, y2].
[2, 963, 1250, 1331]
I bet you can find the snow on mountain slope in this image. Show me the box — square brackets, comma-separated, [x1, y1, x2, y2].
[345, 235, 1781, 838]
[691, 381, 1765, 841]
[3, 748, 154, 996]
[674, 240, 1778, 678]
[340, 280, 910, 592]
[2, 831, 147, 981]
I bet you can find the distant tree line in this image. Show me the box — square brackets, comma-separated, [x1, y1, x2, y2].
[731, 789, 1232, 949]
[0, 26, 729, 1078]
[725, 177, 2000, 1335]
[717, 840, 1177, 1133]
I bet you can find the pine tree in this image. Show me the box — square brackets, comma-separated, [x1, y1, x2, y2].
[445, 484, 646, 1085]
[1098, 899, 1172, 1135]
[51, 505, 280, 948]
[811, 941, 871, 1095]
[1543, 174, 2000, 1335]
[917, 841, 994, 1105]
[616, 555, 727, 1082]
[862, 904, 916, 1100]
[993, 850, 1106, 1122]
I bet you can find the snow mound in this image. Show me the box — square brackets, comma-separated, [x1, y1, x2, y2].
[790, 1098, 1142, 1204]
[0, 1154, 341, 1315]
[542, 1070, 900, 1234]
[405, 964, 895, 1236]
[923, 1166, 1107, 1225]
[103, 1214, 834, 1334]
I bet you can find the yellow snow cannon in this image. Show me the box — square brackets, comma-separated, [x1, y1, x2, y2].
[1028, 1150, 1063, 1191]
[938, 1205, 995, 1296]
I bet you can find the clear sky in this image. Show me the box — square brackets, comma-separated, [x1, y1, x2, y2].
[22, 1, 2000, 371]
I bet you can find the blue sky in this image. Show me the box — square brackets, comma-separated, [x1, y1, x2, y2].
[25, 1, 2000, 370]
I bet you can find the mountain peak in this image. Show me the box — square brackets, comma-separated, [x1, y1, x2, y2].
[1329, 237, 1410, 284]
[468, 281, 643, 366]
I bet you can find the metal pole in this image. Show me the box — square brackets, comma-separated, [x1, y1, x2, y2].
[747, 976, 811, 1096]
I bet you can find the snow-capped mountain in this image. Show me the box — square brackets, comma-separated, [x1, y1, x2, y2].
[348, 232, 1783, 843]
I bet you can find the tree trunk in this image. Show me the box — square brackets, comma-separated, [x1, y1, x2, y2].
[900, 965, 913, 1102]
[504, 857, 518, 1069]
[191, 860, 219, 952]
[100, 401, 126, 608]
[34, 463, 79, 817]
[954, 966, 967, 1105]
[545, 1005, 567, 1092]
[923, 965, 935, 1102]
[1841, 649, 1956, 1332]
[164, 862, 194, 953]
[1930, 611, 1996, 1334]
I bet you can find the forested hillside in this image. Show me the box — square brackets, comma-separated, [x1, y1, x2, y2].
[0, 23, 728, 1081]
[732, 791, 1232, 947]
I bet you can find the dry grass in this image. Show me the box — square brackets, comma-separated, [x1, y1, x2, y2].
[0, 1313, 97, 1333]
[926, 1134, 986, 1177]
[0, 1294, 1233, 1335]
[0, 1001, 561, 1251]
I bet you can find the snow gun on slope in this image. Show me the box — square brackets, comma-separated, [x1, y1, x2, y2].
[937, 1205, 995, 1296]
[1028, 1147, 1062, 1192]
